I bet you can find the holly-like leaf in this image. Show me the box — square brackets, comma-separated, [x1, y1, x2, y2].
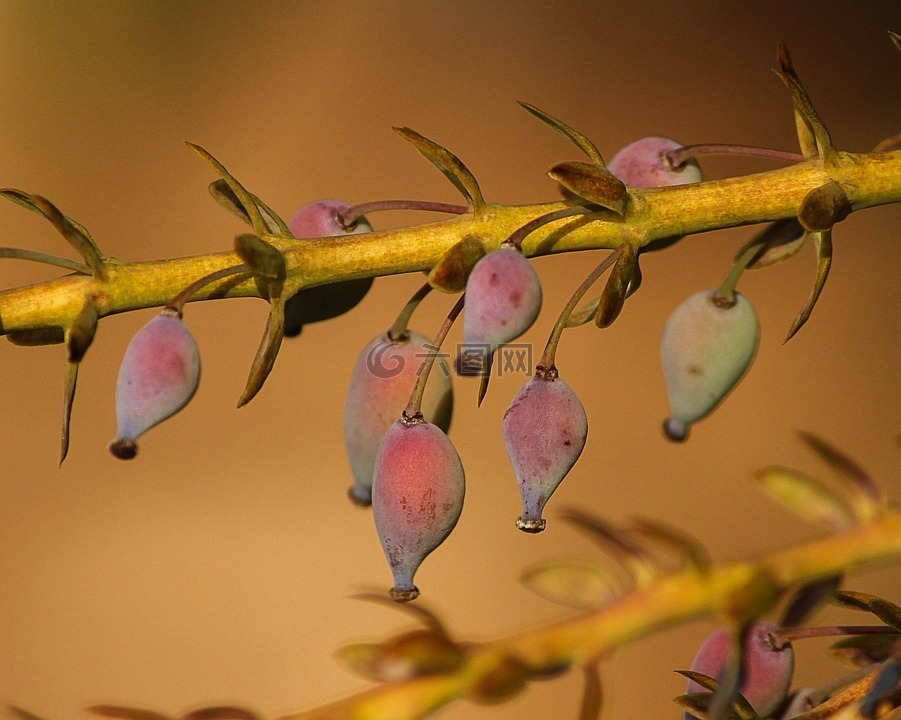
[547, 161, 628, 216]
[784, 229, 832, 343]
[520, 559, 619, 610]
[755, 465, 854, 531]
[427, 234, 486, 292]
[393, 127, 485, 211]
[517, 102, 605, 165]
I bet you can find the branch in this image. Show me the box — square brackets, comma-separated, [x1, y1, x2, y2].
[1, 149, 898, 336]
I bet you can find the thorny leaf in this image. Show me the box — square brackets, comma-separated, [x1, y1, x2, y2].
[755, 465, 854, 531]
[187, 143, 269, 237]
[558, 508, 658, 587]
[784, 229, 831, 342]
[427, 234, 486, 292]
[237, 294, 285, 407]
[208, 179, 290, 237]
[831, 634, 900, 668]
[595, 242, 637, 327]
[673, 671, 760, 720]
[517, 102, 605, 165]
[775, 41, 836, 162]
[735, 218, 807, 269]
[579, 661, 604, 720]
[58, 301, 99, 464]
[798, 432, 885, 520]
[28, 195, 107, 278]
[780, 575, 844, 628]
[393, 126, 485, 211]
[547, 161, 628, 216]
[520, 559, 619, 610]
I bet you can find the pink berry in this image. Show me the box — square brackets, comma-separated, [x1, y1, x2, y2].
[686, 621, 794, 719]
[502, 370, 588, 532]
[607, 137, 702, 188]
[109, 311, 201, 459]
[463, 247, 542, 364]
[344, 331, 454, 506]
[284, 199, 373, 337]
[372, 417, 465, 602]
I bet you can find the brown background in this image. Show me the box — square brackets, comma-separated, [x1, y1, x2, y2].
[0, 2, 899, 718]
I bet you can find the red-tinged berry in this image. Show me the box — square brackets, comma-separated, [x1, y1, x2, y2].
[685, 621, 794, 719]
[344, 331, 453, 506]
[372, 416, 465, 602]
[608, 136, 702, 188]
[284, 199, 373, 336]
[502, 368, 588, 532]
[661, 290, 759, 441]
[462, 246, 541, 364]
[109, 310, 201, 459]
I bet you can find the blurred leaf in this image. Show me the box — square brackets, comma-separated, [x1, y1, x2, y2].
[237, 295, 285, 407]
[889, 30, 901, 54]
[707, 623, 749, 720]
[734, 218, 806, 269]
[87, 707, 171, 720]
[831, 634, 899, 668]
[797, 432, 884, 519]
[393, 127, 484, 211]
[520, 559, 618, 610]
[873, 134, 901, 153]
[780, 575, 843, 628]
[7, 707, 47, 720]
[349, 591, 450, 637]
[547, 161, 628, 215]
[627, 516, 711, 573]
[868, 599, 901, 632]
[579, 661, 604, 720]
[861, 659, 901, 718]
[336, 631, 464, 683]
[784, 229, 832, 342]
[208, 179, 290, 237]
[181, 709, 260, 720]
[517, 102, 605, 165]
[755, 465, 854, 531]
[774, 42, 836, 162]
[595, 242, 637, 328]
[428, 234, 486, 292]
[833, 590, 881, 612]
[187, 143, 269, 237]
[559, 508, 658, 586]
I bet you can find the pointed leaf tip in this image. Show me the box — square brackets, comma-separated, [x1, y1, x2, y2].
[517, 101, 605, 165]
[237, 296, 286, 407]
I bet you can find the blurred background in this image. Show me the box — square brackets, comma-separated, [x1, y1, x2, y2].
[0, 2, 899, 718]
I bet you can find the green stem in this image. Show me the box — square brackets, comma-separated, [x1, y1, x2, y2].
[713, 242, 760, 306]
[387, 282, 433, 340]
[667, 143, 805, 168]
[166, 264, 249, 316]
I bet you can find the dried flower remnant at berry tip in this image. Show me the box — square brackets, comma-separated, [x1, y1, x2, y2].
[372, 417, 465, 602]
[607, 136, 702, 188]
[503, 367, 588, 533]
[661, 289, 759, 442]
[344, 330, 453, 506]
[109, 309, 201, 460]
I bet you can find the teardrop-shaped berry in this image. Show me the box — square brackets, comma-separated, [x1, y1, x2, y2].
[661, 290, 759, 441]
[344, 331, 454, 505]
[372, 417, 465, 601]
[463, 246, 542, 357]
[109, 310, 201, 459]
[608, 136, 702, 188]
[685, 621, 794, 719]
[502, 370, 588, 532]
[284, 199, 373, 336]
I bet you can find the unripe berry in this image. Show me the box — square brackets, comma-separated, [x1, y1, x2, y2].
[685, 621, 794, 719]
[109, 310, 201, 459]
[344, 331, 454, 506]
[502, 370, 588, 533]
[462, 247, 541, 369]
[372, 417, 465, 602]
[607, 136, 702, 188]
[661, 290, 759, 441]
[284, 199, 373, 337]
